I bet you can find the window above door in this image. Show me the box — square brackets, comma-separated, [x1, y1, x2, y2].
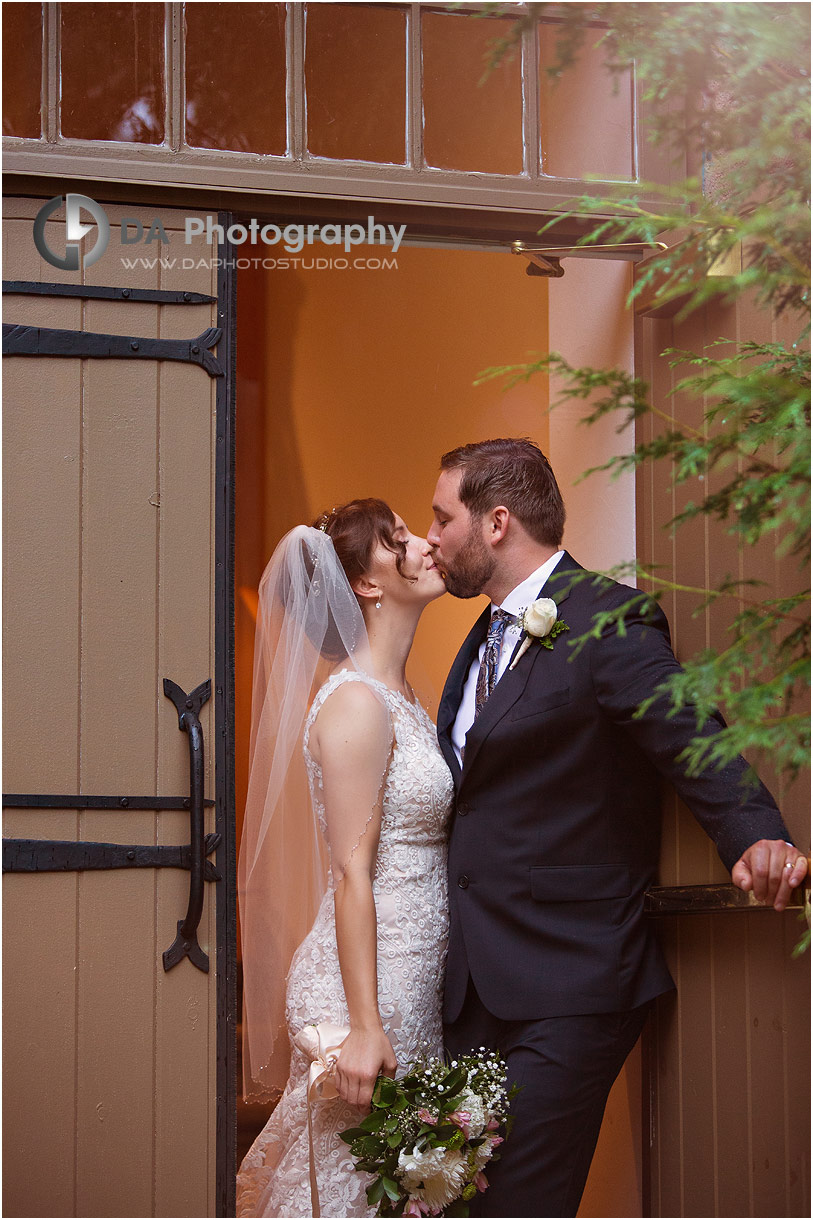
[3, 3, 677, 215]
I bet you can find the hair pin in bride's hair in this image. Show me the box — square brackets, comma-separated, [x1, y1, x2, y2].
[317, 508, 337, 533]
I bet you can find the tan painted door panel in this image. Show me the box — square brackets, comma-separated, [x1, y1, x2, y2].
[3, 199, 224, 1218]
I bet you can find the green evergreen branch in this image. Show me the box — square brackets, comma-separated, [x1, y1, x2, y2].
[474, 3, 811, 805]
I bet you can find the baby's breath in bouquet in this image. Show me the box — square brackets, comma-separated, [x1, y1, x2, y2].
[339, 1048, 516, 1217]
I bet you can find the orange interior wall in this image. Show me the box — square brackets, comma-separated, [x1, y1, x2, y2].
[235, 243, 550, 830]
[234, 242, 641, 1216]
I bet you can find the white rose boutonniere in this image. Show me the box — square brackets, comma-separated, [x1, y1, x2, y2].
[508, 597, 570, 670]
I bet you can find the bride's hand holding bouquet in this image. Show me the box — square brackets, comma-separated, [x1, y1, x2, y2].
[340, 1048, 517, 1217]
[335, 1025, 398, 1110]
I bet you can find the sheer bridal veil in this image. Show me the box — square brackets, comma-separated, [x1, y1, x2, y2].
[239, 523, 380, 1102]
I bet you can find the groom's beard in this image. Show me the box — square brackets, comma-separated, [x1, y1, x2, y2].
[440, 525, 496, 599]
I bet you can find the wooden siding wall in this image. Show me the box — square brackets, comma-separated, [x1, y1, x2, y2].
[636, 301, 810, 1218]
[2, 200, 220, 1217]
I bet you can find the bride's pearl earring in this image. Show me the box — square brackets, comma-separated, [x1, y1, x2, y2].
[375, 596, 382, 610]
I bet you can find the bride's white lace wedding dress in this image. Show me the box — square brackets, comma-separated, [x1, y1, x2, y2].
[237, 671, 454, 1218]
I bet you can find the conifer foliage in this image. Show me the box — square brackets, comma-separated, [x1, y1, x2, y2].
[478, 3, 810, 784]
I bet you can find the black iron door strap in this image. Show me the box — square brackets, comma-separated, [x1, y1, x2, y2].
[4, 834, 221, 876]
[3, 280, 216, 304]
[3, 322, 224, 377]
[162, 677, 213, 973]
[644, 881, 805, 914]
[3, 794, 214, 810]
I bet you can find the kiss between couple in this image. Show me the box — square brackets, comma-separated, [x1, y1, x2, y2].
[237, 439, 803, 1219]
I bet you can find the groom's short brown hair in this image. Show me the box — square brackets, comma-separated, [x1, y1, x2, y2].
[440, 438, 566, 548]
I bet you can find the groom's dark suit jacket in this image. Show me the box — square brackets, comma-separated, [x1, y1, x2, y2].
[438, 552, 790, 1025]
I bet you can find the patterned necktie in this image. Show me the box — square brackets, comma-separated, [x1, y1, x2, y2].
[474, 609, 514, 721]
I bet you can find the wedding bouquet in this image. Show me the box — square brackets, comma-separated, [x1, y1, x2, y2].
[339, 1049, 516, 1217]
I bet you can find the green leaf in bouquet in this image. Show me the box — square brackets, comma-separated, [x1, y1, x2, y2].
[367, 1177, 386, 1206]
[339, 1125, 370, 1144]
[381, 1176, 401, 1202]
[360, 1110, 389, 1132]
[384, 1115, 400, 1133]
[440, 1065, 468, 1094]
[373, 1079, 398, 1108]
[391, 1093, 408, 1113]
[357, 1135, 386, 1157]
[382, 1153, 401, 1181]
[386, 1131, 403, 1148]
[432, 1124, 458, 1140]
[355, 1159, 382, 1174]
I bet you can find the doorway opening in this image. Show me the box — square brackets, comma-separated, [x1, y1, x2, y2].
[231, 237, 640, 1216]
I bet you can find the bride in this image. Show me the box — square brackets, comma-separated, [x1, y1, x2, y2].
[237, 499, 454, 1218]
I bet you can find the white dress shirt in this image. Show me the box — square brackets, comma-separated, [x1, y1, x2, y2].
[451, 552, 565, 765]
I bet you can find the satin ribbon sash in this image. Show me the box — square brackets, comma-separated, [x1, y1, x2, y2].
[293, 1021, 350, 1215]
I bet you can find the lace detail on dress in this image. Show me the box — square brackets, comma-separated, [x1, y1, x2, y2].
[237, 670, 454, 1218]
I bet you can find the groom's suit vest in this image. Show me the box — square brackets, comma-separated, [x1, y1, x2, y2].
[437, 552, 790, 1025]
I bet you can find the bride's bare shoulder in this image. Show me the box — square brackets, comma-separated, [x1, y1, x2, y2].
[309, 673, 391, 762]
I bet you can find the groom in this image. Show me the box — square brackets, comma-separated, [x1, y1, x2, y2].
[428, 438, 805, 1218]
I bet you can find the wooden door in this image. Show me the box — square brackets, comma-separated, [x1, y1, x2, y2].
[635, 301, 810, 1217]
[2, 198, 235, 1217]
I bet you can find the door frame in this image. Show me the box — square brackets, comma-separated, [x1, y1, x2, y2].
[222, 200, 648, 1217]
[215, 217, 238, 1219]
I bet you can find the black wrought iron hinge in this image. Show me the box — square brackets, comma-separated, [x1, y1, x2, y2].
[3, 322, 223, 377]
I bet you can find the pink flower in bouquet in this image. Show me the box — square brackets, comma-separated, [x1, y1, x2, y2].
[447, 1109, 473, 1138]
[486, 1118, 500, 1131]
[474, 1171, 489, 1193]
[417, 1108, 438, 1124]
[472, 1130, 505, 1172]
[405, 1200, 431, 1217]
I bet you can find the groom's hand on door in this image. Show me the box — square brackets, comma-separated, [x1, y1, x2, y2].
[731, 839, 808, 911]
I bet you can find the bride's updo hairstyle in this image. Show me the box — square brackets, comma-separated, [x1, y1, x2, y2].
[313, 498, 411, 592]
